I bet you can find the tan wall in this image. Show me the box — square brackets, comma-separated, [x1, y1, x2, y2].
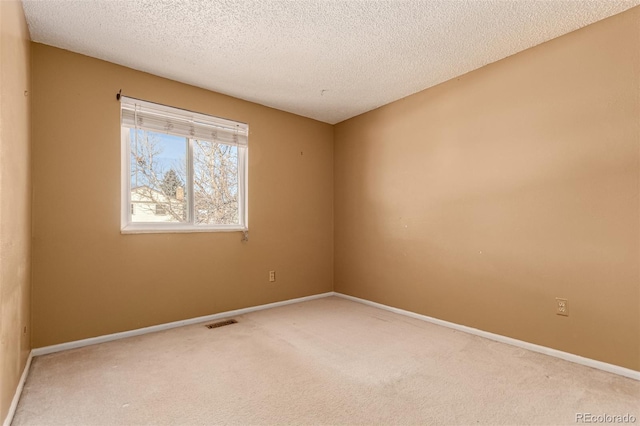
[31, 44, 334, 347]
[334, 7, 640, 371]
[0, 0, 31, 422]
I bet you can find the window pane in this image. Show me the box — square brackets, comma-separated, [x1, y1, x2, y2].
[130, 129, 187, 223]
[192, 140, 239, 225]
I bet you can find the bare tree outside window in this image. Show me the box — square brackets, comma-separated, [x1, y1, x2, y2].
[129, 129, 239, 225]
[130, 130, 187, 223]
[193, 140, 238, 225]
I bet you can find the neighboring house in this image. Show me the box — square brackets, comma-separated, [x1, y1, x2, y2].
[131, 186, 185, 223]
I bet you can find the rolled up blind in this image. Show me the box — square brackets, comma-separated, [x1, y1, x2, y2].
[120, 96, 248, 147]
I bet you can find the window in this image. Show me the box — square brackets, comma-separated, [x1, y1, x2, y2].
[120, 96, 248, 233]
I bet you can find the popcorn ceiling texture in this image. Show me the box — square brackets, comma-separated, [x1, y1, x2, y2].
[21, 0, 640, 124]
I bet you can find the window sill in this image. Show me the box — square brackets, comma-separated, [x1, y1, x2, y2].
[121, 224, 247, 234]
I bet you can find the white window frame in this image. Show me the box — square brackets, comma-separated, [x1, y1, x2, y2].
[120, 97, 248, 234]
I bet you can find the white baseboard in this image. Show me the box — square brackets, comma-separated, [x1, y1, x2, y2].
[334, 292, 640, 381]
[29, 290, 639, 382]
[33, 292, 336, 356]
[3, 350, 33, 426]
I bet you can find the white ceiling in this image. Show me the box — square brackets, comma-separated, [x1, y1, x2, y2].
[22, 0, 639, 124]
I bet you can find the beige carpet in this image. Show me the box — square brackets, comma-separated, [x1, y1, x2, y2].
[12, 296, 639, 425]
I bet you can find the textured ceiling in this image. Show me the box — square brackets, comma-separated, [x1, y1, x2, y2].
[22, 0, 639, 124]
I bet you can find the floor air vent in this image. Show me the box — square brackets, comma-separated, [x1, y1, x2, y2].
[205, 319, 238, 329]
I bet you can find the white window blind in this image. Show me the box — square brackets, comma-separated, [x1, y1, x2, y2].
[120, 96, 248, 147]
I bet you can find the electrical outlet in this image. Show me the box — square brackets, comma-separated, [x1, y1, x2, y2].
[556, 298, 568, 316]
[269, 270, 276, 282]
